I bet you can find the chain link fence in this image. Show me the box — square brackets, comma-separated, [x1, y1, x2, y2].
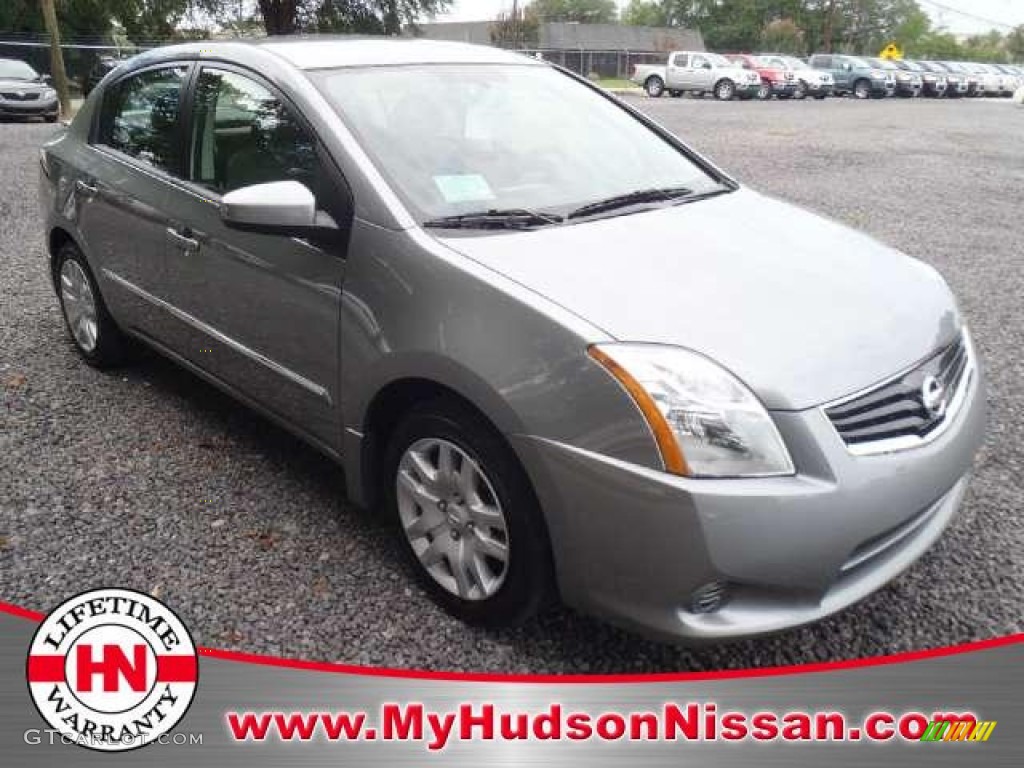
[517, 48, 667, 81]
[0, 40, 154, 96]
[0, 38, 677, 97]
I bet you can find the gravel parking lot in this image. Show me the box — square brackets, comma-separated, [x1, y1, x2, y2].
[1, 97, 1022, 674]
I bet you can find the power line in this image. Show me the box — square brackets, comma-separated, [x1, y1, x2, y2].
[917, 0, 1019, 31]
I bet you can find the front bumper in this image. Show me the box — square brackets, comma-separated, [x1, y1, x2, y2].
[0, 96, 58, 117]
[515, 359, 985, 643]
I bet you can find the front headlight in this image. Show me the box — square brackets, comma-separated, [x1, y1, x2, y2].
[43, 88, 56, 100]
[589, 344, 794, 478]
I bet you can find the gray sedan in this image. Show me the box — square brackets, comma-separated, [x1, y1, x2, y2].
[0, 58, 59, 122]
[38, 38, 984, 643]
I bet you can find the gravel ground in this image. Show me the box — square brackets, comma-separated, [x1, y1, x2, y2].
[1, 97, 1022, 674]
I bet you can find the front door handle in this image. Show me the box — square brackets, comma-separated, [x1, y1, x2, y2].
[166, 227, 199, 254]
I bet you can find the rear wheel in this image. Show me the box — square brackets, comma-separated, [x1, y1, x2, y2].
[54, 242, 129, 368]
[644, 76, 665, 98]
[384, 399, 554, 627]
[714, 79, 736, 101]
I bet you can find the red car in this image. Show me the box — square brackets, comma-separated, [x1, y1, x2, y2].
[726, 54, 799, 100]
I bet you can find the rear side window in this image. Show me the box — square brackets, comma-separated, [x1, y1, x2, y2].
[97, 66, 188, 174]
[189, 68, 318, 195]
[670, 53, 687, 67]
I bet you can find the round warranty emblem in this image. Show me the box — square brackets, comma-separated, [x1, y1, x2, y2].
[27, 588, 198, 751]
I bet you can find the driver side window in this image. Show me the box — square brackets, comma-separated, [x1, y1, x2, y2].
[692, 55, 708, 69]
[189, 68, 318, 196]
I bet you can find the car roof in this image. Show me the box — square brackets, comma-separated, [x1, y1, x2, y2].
[134, 36, 539, 71]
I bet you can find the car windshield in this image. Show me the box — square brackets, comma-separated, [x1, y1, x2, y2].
[312, 64, 724, 224]
[0, 59, 39, 80]
[845, 57, 870, 68]
[705, 53, 733, 68]
[779, 56, 809, 70]
[869, 58, 898, 70]
[901, 61, 923, 72]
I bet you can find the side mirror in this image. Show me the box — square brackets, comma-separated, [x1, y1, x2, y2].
[703, 62, 712, 69]
[40, 74, 52, 84]
[221, 180, 335, 234]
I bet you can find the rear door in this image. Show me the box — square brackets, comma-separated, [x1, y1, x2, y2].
[156, 65, 349, 450]
[75, 63, 191, 337]
[665, 53, 688, 89]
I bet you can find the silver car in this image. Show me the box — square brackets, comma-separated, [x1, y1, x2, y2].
[39, 38, 985, 643]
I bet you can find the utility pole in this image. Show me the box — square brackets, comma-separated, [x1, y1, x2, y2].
[511, 0, 520, 49]
[39, 0, 71, 118]
[822, 0, 837, 53]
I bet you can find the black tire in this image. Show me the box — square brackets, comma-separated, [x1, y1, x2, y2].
[54, 242, 129, 368]
[853, 79, 871, 100]
[794, 81, 808, 100]
[644, 76, 665, 98]
[669, 90, 682, 98]
[383, 398, 554, 627]
[756, 80, 772, 100]
[714, 78, 736, 101]
[814, 93, 828, 100]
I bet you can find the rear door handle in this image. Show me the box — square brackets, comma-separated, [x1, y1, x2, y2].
[75, 179, 98, 197]
[166, 227, 199, 254]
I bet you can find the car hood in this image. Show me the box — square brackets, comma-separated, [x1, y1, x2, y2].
[436, 188, 960, 411]
[0, 79, 47, 91]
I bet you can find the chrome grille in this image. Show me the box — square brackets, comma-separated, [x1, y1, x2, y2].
[1, 91, 40, 101]
[825, 332, 972, 455]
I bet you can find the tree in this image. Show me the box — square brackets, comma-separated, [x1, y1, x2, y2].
[39, 0, 71, 117]
[527, 0, 618, 24]
[1007, 25, 1024, 62]
[622, 0, 666, 27]
[491, 5, 540, 47]
[761, 18, 805, 54]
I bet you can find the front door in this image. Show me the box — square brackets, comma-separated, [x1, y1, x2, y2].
[689, 54, 716, 90]
[158, 65, 348, 450]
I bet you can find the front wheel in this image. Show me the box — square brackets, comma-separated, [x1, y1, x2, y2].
[714, 79, 736, 101]
[645, 76, 665, 98]
[384, 399, 554, 627]
[756, 80, 772, 100]
[794, 81, 808, 100]
[853, 79, 872, 100]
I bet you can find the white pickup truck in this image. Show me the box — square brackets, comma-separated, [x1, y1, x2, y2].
[631, 51, 761, 100]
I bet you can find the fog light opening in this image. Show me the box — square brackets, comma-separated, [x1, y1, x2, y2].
[689, 581, 729, 614]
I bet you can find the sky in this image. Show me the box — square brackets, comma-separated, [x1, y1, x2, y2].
[435, 0, 1024, 36]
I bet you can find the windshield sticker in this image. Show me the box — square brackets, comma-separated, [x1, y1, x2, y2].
[434, 174, 496, 204]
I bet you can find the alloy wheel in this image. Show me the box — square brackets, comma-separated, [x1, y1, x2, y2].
[60, 259, 99, 353]
[396, 438, 510, 601]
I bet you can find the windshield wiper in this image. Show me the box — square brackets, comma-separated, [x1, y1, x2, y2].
[568, 186, 729, 220]
[423, 208, 564, 230]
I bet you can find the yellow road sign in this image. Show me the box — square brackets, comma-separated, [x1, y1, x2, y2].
[880, 43, 903, 60]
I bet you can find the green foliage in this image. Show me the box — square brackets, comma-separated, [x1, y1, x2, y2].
[491, 6, 540, 46]
[527, 0, 618, 24]
[761, 18, 804, 54]
[615, 0, 1021, 61]
[622, 0, 667, 27]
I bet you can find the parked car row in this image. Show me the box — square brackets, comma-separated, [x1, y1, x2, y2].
[632, 50, 1024, 101]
